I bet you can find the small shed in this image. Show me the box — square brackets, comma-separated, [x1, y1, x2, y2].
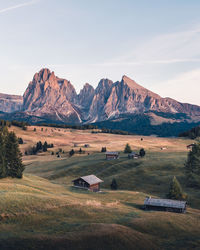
[128, 152, 140, 159]
[144, 197, 187, 213]
[72, 175, 103, 192]
[105, 152, 119, 160]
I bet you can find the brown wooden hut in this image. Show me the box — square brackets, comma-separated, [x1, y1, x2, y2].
[105, 152, 119, 160]
[72, 175, 103, 192]
[144, 197, 187, 213]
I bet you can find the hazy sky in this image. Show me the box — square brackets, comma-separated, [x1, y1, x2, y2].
[0, 0, 200, 105]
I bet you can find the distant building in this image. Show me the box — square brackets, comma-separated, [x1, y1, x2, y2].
[105, 152, 119, 160]
[128, 152, 140, 159]
[144, 197, 187, 213]
[72, 175, 103, 192]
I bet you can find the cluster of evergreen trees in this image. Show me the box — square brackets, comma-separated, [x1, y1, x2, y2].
[179, 126, 200, 139]
[124, 143, 146, 157]
[0, 127, 24, 178]
[0, 120, 29, 130]
[25, 141, 54, 155]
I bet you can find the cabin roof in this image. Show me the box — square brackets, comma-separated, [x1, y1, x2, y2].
[144, 197, 186, 209]
[73, 175, 103, 185]
[105, 152, 119, 155]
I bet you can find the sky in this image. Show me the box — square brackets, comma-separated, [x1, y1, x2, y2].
[0, 0, 200, 105]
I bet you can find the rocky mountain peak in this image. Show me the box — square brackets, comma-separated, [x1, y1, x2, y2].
[121, 75, 144, 90]
[3, 68, 199, 126]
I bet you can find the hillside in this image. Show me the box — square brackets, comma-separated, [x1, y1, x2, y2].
[0, 174, 200, 250]
[0, 125, 198, 249]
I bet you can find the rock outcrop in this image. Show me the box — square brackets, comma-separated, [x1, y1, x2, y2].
[0, 93, 23, 113]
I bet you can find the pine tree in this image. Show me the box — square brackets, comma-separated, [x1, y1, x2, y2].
[101, 147, 107, 152]
[124, 143, 132, 153]
[0, 128, 7, 178]
[167, 176, 186, 200]
[185, 142, 200, 187]
[43, 141, 48, 152]
[139, 148, 146, 157]
[111, 178, 118, 190]
[5, 131, 24, 178]
[69, 149, 75, 157]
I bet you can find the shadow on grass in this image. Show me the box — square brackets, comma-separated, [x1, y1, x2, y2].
[123, 202, 144, 210]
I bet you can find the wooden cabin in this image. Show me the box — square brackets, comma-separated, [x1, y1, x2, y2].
[144, 197, 187, 213]
[128, 152, 140, 159]
[72, 175, 103, 192]
[105, 152, 119, 160]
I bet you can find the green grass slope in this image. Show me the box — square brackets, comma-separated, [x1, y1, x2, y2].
[25, 151, 200, 208]
[0, 175, 200, 249]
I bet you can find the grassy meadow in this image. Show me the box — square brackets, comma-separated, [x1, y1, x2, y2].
[0, 125, 199, 249]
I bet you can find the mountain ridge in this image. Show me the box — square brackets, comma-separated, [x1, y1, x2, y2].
[1, 68, 200, 136]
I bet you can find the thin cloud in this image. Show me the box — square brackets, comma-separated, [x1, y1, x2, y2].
[0, 0, 39, 14]
[106, 24, 200, 66]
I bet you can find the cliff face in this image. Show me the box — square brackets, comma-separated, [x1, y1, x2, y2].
[23, 68, 81, 123]
[1, 68, 200, 125]
[0, 93, 23, 113]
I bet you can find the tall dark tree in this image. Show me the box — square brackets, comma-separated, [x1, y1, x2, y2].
[111, 178, 118, 190]
[43, 141, 48, 152]
[124, 143, 132, 153]
[139, 148, 146, 157]
[185, 142, 200, 187]
[0, 127, 7, 178]
[36, 141, 42, 152]
[5, 131, 24, 178]
[69, 149, 75, 157]
[167, 176, 186, 200]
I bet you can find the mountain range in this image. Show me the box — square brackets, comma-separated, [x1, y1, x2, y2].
[1, 68, 200, 136]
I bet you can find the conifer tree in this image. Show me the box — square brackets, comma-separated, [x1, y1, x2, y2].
[43, 141, 48, 152]
[69, 149, 75, 157]
[139, 148, 146, 157]
[124, 143, 132, 153]
[111, 178, 118, 190]
[5, 131, 24, 178]
[185, 142, 200, 187]
[167, 176, 185, 200]
[0, 129, 7, 178]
